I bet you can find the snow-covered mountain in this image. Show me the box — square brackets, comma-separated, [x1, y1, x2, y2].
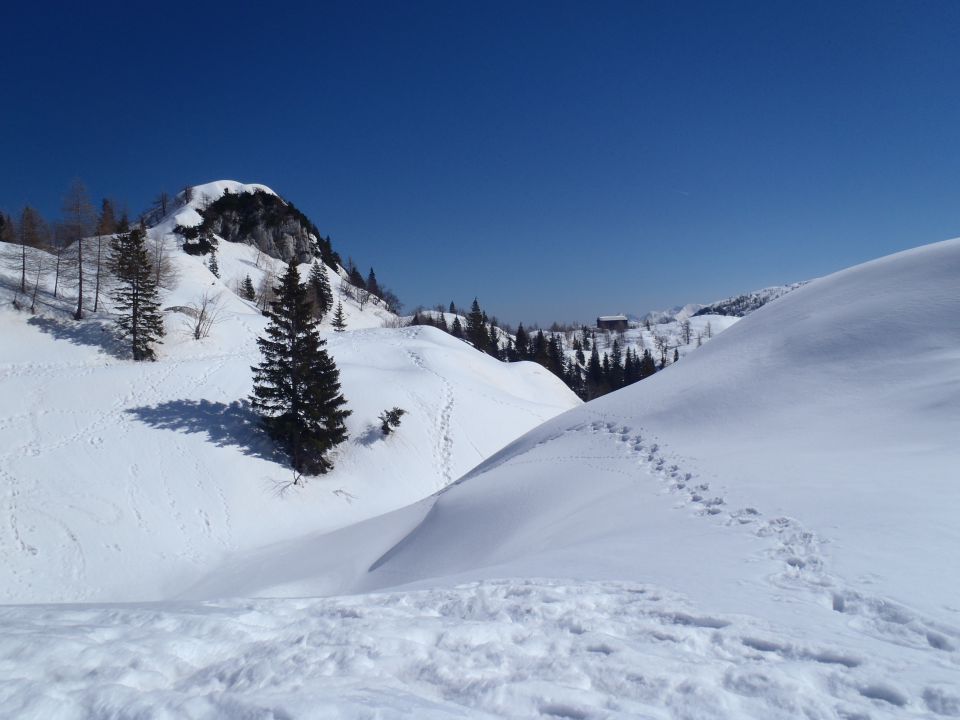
[637, 281, 804, 325]
[0, 180, 580, 603]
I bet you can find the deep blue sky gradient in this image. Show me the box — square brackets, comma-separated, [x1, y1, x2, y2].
[3, 1, 959, 324]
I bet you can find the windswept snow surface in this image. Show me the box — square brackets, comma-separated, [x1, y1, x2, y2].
[2, 231, 959, 718]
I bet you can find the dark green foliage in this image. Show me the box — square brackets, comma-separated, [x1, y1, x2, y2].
[110, 226, 165, 361]
[379, 407, 407, 436]
[514, 323, 529, 359]
[242, 274, 256, 301]
[308, 260, 333, 319]
[450, 316, 464, 339]
[331, 301, 347, 332]
[250, 261, 350, 476]
[640, 349, 657, 378]
[366, 268, 380, 297]
[466, 298, 487, 349]
[207, 248, 219, 278]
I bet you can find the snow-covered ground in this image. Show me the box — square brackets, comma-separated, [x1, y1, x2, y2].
[0, 185, 579, 604]
[2, 186, 958, 718]
[163, 237, 960, 717]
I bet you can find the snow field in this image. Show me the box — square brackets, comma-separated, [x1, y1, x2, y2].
[4, 578, 953, 719]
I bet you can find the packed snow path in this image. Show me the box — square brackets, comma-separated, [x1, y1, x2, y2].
[3, 578, 955, 719]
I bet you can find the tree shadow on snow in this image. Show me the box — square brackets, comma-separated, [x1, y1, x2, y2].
[27, 315, 128, 358]
[125, 399, 285, 464]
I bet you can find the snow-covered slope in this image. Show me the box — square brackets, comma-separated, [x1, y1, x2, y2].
[190, 238, 960, 716]
[3, 221, 957, 717]
[0, 202, 579, 604]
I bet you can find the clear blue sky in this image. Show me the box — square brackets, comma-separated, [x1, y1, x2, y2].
[2, 1, 959, 324]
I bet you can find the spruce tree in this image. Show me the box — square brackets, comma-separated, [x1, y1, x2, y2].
[308, 260, 333, 319]
[331, 301, 347, 332]
[207, 248, 220, 278]
[366, 267, 380, 297]
[640, 349, 657, 379]
[110, 226, 165, 361]
[250, 261, 350, 476]
[466, 298, 487, 349]
[242, 274, 256, 301]
[514, 323, 529, 359]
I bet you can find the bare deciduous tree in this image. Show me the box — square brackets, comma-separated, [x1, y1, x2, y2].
[356, 285, 371, 311]
[653, 333, 670, 366]
[148, 230, 179, 289]
[680, 319, 692, 345]
[257, 271, 277, 313]
[62, 179, 95, 320]
[184, 291, 223, 340]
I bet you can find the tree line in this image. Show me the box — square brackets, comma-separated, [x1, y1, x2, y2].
[408, 298, 662, 401]
[1, 181, 172, 359]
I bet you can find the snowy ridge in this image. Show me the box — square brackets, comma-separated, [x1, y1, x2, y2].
[636, 281, 803, 325]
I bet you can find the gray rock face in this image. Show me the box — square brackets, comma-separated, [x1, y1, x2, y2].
[197, 189, 322, 265]
[205, 211, 316, 264]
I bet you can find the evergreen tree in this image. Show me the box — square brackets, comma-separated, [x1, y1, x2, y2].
[450, 315, 464, 339]
[673, 348, 680, 363]
[93, 199, 117, 312]
[639, 349, 657, 379]
[207, 248, 219, 278]
[466, 298, 487, 349]
[514, 323, 529, 359]
[585, 344, 606, 399]
[448, 301, 456, 314]
[610, 338, 624, 389]
[366, 267, 380, 297]
[308, 260, 333, 319]
[250, 261, 350, 476]
[241, 274, 256, 301]
[531, 330, 550, 367]
[109, 226, 164, 361]
[331, 301, 347, 332]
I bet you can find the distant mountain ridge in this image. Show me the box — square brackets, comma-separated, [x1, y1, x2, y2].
[634, 281, 806, 325]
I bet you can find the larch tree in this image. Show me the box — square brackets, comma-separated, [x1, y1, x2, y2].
[93, 199, 117, 312]
[109, 225, 165, 361]
[250, 261, 350, 477]
[62, 179, 95, 320]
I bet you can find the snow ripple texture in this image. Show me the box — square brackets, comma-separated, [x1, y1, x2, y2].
[4, 578, 954, 720]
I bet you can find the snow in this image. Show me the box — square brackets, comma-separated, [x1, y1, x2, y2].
[0, 231, 579, 604]
[2, 204, 958, 718]
[177, 238, 959, 716]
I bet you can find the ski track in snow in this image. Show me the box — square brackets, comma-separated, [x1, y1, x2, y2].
[565, 412, 960, 665]
[2, 578, 956, 719]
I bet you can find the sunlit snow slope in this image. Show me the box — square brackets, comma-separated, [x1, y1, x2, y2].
[0, 184, 580, 604]
[200, 238, 960, 716]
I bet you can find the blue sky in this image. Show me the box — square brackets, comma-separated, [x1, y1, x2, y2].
[2, 1, 959, 324]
